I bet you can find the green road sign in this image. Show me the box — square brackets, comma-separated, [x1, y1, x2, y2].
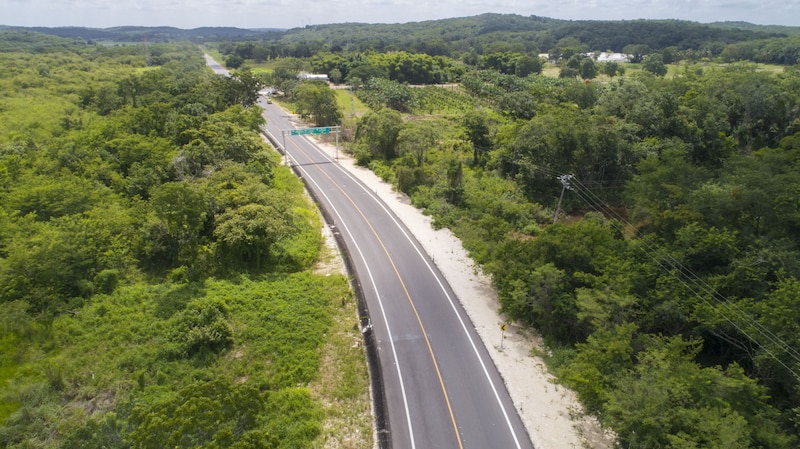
[290, 127, 331, 136]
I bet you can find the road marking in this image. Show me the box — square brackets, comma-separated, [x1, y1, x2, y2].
[288, 132, 525, 449]
[272, 133, 416, 448]
[284, 135, 463, 449]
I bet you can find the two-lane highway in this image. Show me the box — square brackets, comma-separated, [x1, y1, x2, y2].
[258, 98, 534, 449]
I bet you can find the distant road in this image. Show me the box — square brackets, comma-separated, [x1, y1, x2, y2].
[204, 53, 533, 449]
[204, 54, 229, 76]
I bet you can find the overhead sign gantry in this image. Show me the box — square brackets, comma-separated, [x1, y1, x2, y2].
[281, 126, 341, 164]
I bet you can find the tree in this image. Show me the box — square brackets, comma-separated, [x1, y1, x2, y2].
[213, 202, 295, 269]
[359, 77, 413, 112]
[624, 145, 708, 236]
[514, 55, 543, 77]
[579, 57, 598, 80]
[603, 61, 619, 79]
[345, 64, 389, 87]
[329, 68, 343, 84]
[559, 66, 580, 79]
[224, 54, 244, 69]
[354, 108, 404, 161]
[149, 181, 209, 266]
[604, 336, 791, 449]
[443, 154, 464, 205]
[559, 323, 638, 413]
[623, 44, 650, 63]
[497, 91, 536, 120]
[462, 110, 493, 166]
[293, 81, 342, 127]
[168, 298, 233, 358]
[269, 57, 306, 85]
[396, 123, 437, 166]
[502, 262, 566, 332]
[643, 53, 668, 77]
[212, 69, 264, 109]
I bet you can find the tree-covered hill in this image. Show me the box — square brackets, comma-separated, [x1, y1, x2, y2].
[259, 14, 792, 56]
[0, 25, 272, 42]
[710, 21, 800, 36]
[6, 13, 798, 51]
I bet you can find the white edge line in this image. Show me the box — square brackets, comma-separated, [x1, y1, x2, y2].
[271, 129, 417, 449]
[292, 133, 524, 449]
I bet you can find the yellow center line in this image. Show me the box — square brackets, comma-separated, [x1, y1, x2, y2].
[287, 140, 464, 449]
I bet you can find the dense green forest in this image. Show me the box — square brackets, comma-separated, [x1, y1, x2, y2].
[0, 33, 371, 448]
[209, 13, 800, 65]
[4, 13, 800, 448]
[12, 14, 800, 64]
[208, 13, 800, 448]
[0, 26, 271, 43]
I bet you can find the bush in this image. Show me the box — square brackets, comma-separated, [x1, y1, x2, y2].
[168, 298, 233, 358]
[93, 269, 119, 294]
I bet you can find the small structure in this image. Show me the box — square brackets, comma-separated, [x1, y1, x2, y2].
[593, 52, 630, 63]
[297, 72, 329, 81]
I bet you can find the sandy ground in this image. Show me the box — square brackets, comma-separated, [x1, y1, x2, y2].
[280, 117, 616, 449]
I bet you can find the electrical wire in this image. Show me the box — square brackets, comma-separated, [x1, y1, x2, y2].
[538, 165, 800, 380]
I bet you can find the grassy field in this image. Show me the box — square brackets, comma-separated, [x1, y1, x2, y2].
[540, 59, 788, 80]
[335, 88, 370, 127]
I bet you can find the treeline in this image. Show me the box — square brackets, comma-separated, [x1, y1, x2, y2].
[0, 25, 267, 43]
[0, 33, 370, 448]
[215, 13, 797, 64]
[13, 14, 800, 64]
[720, 35, 800, 64]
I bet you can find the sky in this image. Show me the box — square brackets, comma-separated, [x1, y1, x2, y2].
[1, 0, 799, 29]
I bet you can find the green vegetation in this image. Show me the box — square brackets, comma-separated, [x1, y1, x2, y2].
[0, 33, 371, 448]
[205, 15, 800, 448]
[6, 14, 800, 448]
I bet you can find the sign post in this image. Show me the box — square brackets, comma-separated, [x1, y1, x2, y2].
[281, 126, 341, 164]
[289, 126, 334, 136]
[500, 324, 506, 349]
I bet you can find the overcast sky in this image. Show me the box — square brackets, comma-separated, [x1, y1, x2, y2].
[2, 0, 798, 29]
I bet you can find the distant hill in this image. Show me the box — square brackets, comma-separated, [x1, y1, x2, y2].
[269, 14, 794, 55]
[0, 25, 281, 42]
[709, 21, 800, 36]
[3, 14, 799, 50]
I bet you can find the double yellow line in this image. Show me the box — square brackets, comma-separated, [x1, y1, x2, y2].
[286, 140, 463, 449]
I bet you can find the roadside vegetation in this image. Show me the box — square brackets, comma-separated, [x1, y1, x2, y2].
[0, 33, 371, 448]
[4, 14, 800, 448]
[209, 16, 800, 448]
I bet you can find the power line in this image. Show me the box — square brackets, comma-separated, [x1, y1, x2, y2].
[536, 166, 800, 380]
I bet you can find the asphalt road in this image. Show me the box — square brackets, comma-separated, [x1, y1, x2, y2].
[256, 98, 534, 449]
[204, 54, 229, 76]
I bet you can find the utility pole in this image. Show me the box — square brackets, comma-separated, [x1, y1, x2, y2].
[553, 174, 574, 224]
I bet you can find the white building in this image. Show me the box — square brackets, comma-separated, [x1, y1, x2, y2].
[592, 52, 631, 63]
[297, 72, 330, 81]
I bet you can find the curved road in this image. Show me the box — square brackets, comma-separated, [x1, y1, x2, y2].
[254, 97, 534, 449]
[206, 55, 532, 448]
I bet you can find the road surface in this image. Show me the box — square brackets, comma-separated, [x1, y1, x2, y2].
[205, 54, 230, 76]
[256, 98, 534, 449]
